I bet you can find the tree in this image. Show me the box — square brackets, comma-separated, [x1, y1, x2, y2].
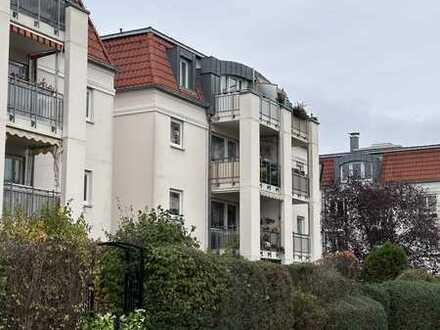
[322, 180, 440, 273]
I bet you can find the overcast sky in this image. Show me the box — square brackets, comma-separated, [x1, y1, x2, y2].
[86, 0, 440, 154]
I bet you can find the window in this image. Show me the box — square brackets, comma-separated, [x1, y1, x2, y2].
[426, 194, 437, 215]
[220, 75, 248, 93]
[169, 189, 182, 216]
[211, 200, 238, 229]
[9, 61, 29, 80]
[179, 57, 190, 89]
[297, 216, 306, 235]
[340, 161, 372, 182]
[4, 155, 25, 185]
[83, 170, 92, 206]
[86, 88, 93, 121]
[211, 135, 239, 160]
[170, 119, 183, 148]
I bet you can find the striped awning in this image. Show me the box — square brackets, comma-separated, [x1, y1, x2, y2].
[10, 23, 63, 51]
[6, 127, 61, 148]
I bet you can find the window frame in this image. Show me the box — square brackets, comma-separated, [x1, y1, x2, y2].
[86, 87, 94, 123]
[179, 57, 191, 89]
[170, 118, 184, 149]
[4, 154, 25, 185]
[83, 169, 93, 207]
[169, 189, 183, 216]
[297, 216, 306, 235]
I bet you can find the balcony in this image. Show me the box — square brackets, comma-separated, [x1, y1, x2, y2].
[260, 159, 280, 194]
[210, 227, 239, 252]
[260, 228, 282, 260]
[8, 76, 64, 135]
[10, 0, 67, 33]
[4, 183, 60, 217]
[210, 158, 240, 192]
[213, 91, 280, 129]
[292, 171, 309, 202]
[293, 233, 311, 262]
[292, 116, 308, 143]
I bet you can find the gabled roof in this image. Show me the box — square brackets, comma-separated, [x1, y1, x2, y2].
[102, 29, 204, 104]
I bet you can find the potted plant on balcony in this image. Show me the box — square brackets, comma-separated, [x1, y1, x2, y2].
[292, 102, 308, 120]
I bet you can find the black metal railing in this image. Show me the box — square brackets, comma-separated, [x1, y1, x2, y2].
[3, 183, 60, 216]
[210, 158, 240, 186]
[214, 92, 240, 117]
[210, 227, 239, 251]
[10, 0, 67, 32]
[260, 96, 280, 127]
[293, 233, 311, 261]
[260, 159, 280, 187]
[292, 116, 308, 140]
[8, 76, 64, 131]
[260, 228, 281, 252]
[292, 172, 309, 196]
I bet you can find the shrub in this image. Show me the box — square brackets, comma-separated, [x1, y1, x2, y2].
[0, 208, 95, 329]
[82, 310, 151, 330]
[397, 268, 435, 282]
[325, 296, 388, 330]
[362, 242, 408, 282]
[319, 251, 361, 279]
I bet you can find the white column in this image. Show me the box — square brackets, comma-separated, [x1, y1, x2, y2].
[308, 119, 322, 261]
[239, 93, 261, 261]
[280, 108, 293, 264]
[0, 0, 10, 215]
[61, 5, 88, 218]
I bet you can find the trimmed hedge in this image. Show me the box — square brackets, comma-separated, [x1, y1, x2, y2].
[364, 280, 440, 330]
[325, 296, 388, 330]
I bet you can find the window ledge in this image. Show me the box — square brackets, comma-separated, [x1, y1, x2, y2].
[170, 144, 185, 151]
[83, 203, 93, 209]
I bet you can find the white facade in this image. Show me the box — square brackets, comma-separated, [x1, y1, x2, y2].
[1, 0, 114, 238]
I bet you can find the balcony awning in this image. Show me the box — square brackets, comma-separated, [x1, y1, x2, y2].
[6, 127, 61, 149]
[10, 23, 63, 51]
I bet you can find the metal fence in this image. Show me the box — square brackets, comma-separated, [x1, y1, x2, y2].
[260, 96, 280, 127]
[260, 229, 281, 252]
[214, 92, 240, 117]
[3, 183, 60, 216]
[210, 227, 239, 250]
[293, 233, 311, 261]
[260, 159, 280, 187]
[10, 0, 67, 32]
[8, 76, 64, 131]
[210, 159, 240, 186]
[292, 173, 309, 196]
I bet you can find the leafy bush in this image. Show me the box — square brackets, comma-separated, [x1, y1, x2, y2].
[319, 251, 361, 279]
[366, 280, 440, 329]
[325, 296, 388, 330]
[362, 242, 408, 282]
[0, 208, 95, 329]
[82, 310, 151, 330]
[397, 268, 435, 282]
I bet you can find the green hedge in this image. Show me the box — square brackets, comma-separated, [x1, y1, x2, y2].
[364, 280, 440, 330]
[325, 296, 388, 330]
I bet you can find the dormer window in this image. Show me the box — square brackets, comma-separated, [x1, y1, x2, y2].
[340, 161, 373, 182]
[179, 57, 191, 89]
[220, 76, 249, 93]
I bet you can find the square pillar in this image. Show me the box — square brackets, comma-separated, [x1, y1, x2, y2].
[308, 119, 322, 261]
[239, 93, 261, 261]
[0, 0, 10, 215]
[280, 108, 293, 264]
[61, 5, 88, 218]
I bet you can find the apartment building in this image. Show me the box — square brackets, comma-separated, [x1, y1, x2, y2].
[0, 0, 115, 238]
[321, 133, 440, 243]
[104, 27, 322, 264]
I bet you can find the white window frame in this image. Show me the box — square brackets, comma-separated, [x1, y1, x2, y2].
[179, 57, 190, 89]
[169, 189, 183, 216]
[86, 87, 94, 123]
[170, 118, 184, 149]
[84, 169, 93, 207]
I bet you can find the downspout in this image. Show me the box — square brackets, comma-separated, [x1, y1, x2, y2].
[206, 111, 213, 251]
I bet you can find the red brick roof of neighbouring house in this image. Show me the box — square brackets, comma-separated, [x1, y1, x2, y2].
[87, 18, 113, 67]
[101, 29, 204, 104]
[382, 148, 440, 183]
[321, 157, 336, 186]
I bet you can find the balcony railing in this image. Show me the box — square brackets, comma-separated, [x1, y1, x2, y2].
[214, 92, 240, 118]
[260, 228, 282, 252]
[8, 76, 64, 132]
[10, 0, 67, 32]
[210, 158, 240, 186]
[259, 97, 280, 128]
[260, 159, 280, 187]
[293, 233, 311, 261]
[292, 172, 309, 196]
[210, 227, 239, 251]
[292, 117, 308, 141]
[4, 183, 61, 217]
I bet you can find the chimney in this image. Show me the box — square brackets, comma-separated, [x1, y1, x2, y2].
[349, 132, 360, 152]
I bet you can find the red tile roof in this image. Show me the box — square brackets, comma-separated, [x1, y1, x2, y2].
[382, 148, 440, 183]
[321, 158, 335, 186]
[87, 18, 112, 67]
[102, 31, 203, 104]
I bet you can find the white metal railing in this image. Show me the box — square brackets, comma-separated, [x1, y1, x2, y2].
[210, 159, 240, 186]
[293, 233, 311, 261]
[210, 227, 239, 250]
